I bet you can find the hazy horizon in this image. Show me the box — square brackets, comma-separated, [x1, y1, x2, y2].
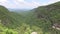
[0, 0, 60, 9]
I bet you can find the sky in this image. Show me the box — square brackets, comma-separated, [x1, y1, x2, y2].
[0, 0, 60, 9]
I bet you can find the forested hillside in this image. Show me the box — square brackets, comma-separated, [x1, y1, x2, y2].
[35, 1, 60, 26]
[34, 1, 60, 34]
[0, 5, 18, 34]
[0, 1, 60, 34]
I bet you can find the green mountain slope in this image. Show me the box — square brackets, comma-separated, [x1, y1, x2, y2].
[0, 5, 18, 34]
[0, 5, 32, 34]
[0, 1, 60, 34]
[0, 5, 22, 28]
[33, 1, 60, 34]
[35, 1, 60, 24]
[0, 5, 11, 26]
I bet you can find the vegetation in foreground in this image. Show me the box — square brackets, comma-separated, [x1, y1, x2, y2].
[0, 1, 60, 34]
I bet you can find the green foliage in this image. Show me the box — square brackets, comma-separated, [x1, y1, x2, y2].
[0, 1, 60, 34]
[0, 23, 18, 34]
[34, 1, 60, 34]
[5, 29, 18, 34]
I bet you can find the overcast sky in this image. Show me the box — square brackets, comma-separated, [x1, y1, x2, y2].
[0, 0, 60, 9]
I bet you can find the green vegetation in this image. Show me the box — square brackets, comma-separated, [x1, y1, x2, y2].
[0, 23, 18, 34]
[0, 1, 60, 34]
[34, 1, 60, 34]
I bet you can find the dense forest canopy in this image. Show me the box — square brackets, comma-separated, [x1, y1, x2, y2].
[0, 1, 60, 34]
[35, 1, 60, 24]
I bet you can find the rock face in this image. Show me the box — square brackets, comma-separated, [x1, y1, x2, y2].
[31, 32, 37, 34]
[52, 23, 60, 30]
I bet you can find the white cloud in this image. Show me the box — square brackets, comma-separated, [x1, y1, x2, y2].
[12, 0, 41, 8]
[45, 0, 60, 4]
[0, 0, 41, 8]
[0, 0, 60, 9]
[0, 0, 7, 2]
[17, 0, 25, 2]
[0, 0, 17, 8]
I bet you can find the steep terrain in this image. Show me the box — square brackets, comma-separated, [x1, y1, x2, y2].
[0, 5, 18, 34]
[33, 1, 60, 34]
[35, 1, 60, 25]
[0, 5, 11, 27]
[0, 1, 60, 34]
